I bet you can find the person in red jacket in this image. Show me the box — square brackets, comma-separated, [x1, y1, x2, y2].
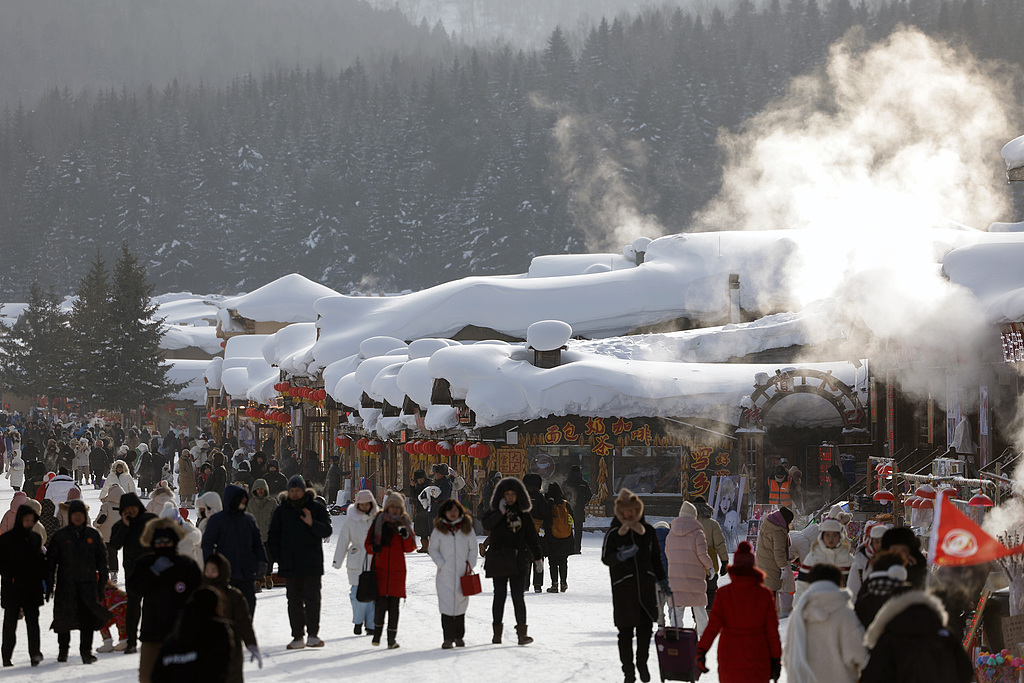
[696, 541, 782, 683]
[365, 491, 416, 649]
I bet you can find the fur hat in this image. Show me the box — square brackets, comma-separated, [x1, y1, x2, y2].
[732, 541, 756, 568]
[413, 469, 426, 480]
[614, 489, 643, 522]
[382, 491, 406, 511]
[869, 524, 889, 540]
[820, 519, 844, 534]
[490, 476, 531, 513]
[678, 501, 697, 519]
[431, 463, 449, 476]
[140, 517, 185, 547]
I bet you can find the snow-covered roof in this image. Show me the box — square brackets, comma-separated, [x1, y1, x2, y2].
[220, 334, 277, 401]
[218, 273, 340, 325]
[160, 325, 223, 354]
[261, 323, 318, 377]
[312, 227, 985, 366]
[163, 359, 212, 403]
[943, 232, 1024, 323]
[154, 292, 223, 326]
[203, 356, 223, 392]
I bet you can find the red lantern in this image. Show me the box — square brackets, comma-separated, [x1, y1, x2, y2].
[220, 340, 226, 348]
[404, 442, 417, 454]
[435, 441, 453, 457]
[335, 435, 351, 448]
[468, 443, 490, 459]
[280, 382, 290, 392]
[356, 437, 369, 452]
[281, 413, 291, 424]
[366, 439, 384, 454]
[420, 440, 436, 456]
[454, 441, 469, 456]
[215, 408, 228, 418]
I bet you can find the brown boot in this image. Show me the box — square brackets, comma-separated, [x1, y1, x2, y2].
[492, 623, 503, 644]
[515, 624, 533, 646]
[417, 537, 430, 553]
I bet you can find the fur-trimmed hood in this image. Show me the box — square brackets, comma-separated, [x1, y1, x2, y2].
[109, 459, 130, 475]
[490, 476, 531, 513]
[276, 487, 318, 505]
[140, 516, 186, 547]
[863, 590, 948, 649]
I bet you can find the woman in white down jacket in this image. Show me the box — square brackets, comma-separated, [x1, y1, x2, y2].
[100, 459, 137, 497]
[333, 489, 379, 636]
[427, 498, 478, 649]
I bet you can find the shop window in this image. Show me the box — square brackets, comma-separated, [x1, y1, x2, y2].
[614, 446, 683, 495]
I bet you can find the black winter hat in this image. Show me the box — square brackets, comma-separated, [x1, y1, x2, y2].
[413, 469, 426, 480]
[881, 526, 921, 552]
[119, 492, 144, 514]
[523, 473, 542, 491]
[288, 475, 306, 489]
[67, 499, 88, 519]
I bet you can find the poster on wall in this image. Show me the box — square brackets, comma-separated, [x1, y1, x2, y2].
[709, 475, 747, 552]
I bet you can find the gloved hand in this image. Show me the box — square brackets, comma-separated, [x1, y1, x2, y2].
[720, 564, 728, 576]
[616, 544, 639, 562]
[499, 499, 507, 514]
[247, 644, 263, 668]
[657, 578, 672, 596]
[256, 561, 268, 578]
[150, 556, 173, 576]
[397, 526, 410, 539]
[533, 559, 544, 573]
[696, 649, 709, 673]
[770, 658, 781, 681]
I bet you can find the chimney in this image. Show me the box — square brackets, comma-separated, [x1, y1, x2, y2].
[728, 273, 740, 323]
[526, 320, 573, 369]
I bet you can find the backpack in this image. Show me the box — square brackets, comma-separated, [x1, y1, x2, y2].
[551, 502, 573, 539]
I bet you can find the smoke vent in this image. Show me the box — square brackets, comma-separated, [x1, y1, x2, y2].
[527, 320, 572, 369]
[633, 237, 652, 265]
[728, 273, 740, 323]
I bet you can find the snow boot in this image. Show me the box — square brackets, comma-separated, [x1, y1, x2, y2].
[353, 624, 363, 635]
[286, 638, 305, 650]
[114, 640, 127, 652]
[515, 624, 533, 646]
[636, 659, 651, 683]
[387, 629, 399, 649]
[417, 537, 429, 553]
[491, 623, 503, 644]
[82, 653, 98, 664]
[371, 629, 382, 646]
[97, 640, 115, 653]
[546, 587, 559, 593]
[57, 648, 68, 663]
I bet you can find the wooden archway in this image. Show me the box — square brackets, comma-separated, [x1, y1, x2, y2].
[740, 367, 866, 431]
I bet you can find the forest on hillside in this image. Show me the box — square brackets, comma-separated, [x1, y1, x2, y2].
[1, 0, 1023, 299]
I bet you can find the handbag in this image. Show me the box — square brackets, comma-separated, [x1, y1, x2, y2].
[356, 553, 377, 602]
[460, 561, 482, 596]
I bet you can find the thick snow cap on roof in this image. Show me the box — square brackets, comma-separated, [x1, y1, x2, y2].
[261, 322, 317, 377]
[203, 356, 224, 392]
[943, 232, 1024, 323]
[221, 334, 275, 399]
[163, 359, 211, 403]
[218, 273, 340, 324]
[154, 293, 223, 326]
[160, 325, 223, 354]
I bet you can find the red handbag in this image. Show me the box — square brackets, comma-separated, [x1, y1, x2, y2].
[460, 561, 482, 596]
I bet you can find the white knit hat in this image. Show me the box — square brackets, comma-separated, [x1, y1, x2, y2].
[820, 519, 843, 534]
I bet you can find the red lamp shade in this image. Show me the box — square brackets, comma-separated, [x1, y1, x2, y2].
[454, 441, 470, 456]
[905, 496, 921, 509]
[468, 443, 490, 459]
[404, 442, 417, 455]
[435, 441, 453, 457]
[968, 493, 995, 507]
[914, 484, 936, 500]
[917, 498, 933, 510]
[366, 439, 384, 454]
[872, 490, 894, 503]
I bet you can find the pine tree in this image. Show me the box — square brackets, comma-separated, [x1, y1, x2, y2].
[105, 243, 182, 415]
[68, 249, 112, 407]
[0, 284, 71, 405]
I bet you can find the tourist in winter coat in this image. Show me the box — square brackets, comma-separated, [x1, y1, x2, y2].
[755, 507, 793, 593]
[177, 451, 198, 505]
[783, 564, 868, 683]
[89, 442, 110, 486]
[161, 430, 180, 460]
[880, 526, 928, 590]
[325, 455, 343, 505]
[0, 491, 30, 534]
[96, 580, 129, 652]
[796, 519, 853, 597]
[410, 469, 431, 551]
[95, 483, 124, 580]
[195, 490, 223, 533]
[263, 460, 288, 496]
[861, 590, 973, 683]
[145, 484, 175, 516]
[693, 496, 729, 608]
[202, 450, 228, 497]
[544, 482, 575, 592]
[44, 472, 78, 513]
[109, 491, 158, 652]
[268, 476, 332, 649]
[5, 451, 24, 491]
[158, 503, 203, 568]
[848, 523, 888, 597]
[0, 504, 46, 667]
[565, 465, 592, 554]
[854, 551, 910, 627]
[482, 476, 542, 647]
[129, 517, 202, 683]
[202, 553, 261, 682]
[302, 451, 322, 487]
[365, 490, 417, 648]
[332, 489, 378, 636]
[249, 452, 268, 481]
[523, 473, 551, 593]
[665, 501, 713, 636]
[150, 587, 232, 683]
[136, 444, 156, 496]
[280, 451, 299, 479]
[73, 439, 91, 485]
[201, 484, 267, 616]
[47, 499, 109, 665]
[232, 460, 254, 490]
[247, 479, 278, 587]
[696, 541, 782, 683]
[602, 489, 667, 683]
[428, 498, 478, 649]
[101, 460, 137, 497]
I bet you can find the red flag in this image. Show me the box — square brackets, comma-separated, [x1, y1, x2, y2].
[929, 492, 1023, 566]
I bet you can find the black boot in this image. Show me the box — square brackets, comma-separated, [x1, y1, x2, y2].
[387, 629, 399, 649]
[622, 664, 636, 683]
[636, 660, 650, 683]
[441, 615, 454, 649]
[454, 614, 466, 647]
[57, 649, 68, 663]
[492, 623, 503, 644]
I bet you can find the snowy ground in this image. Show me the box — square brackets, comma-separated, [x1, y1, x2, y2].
[1, 484, 791, 682]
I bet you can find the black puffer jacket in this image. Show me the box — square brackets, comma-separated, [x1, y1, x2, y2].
[264, 461, 288, 496]
[601, 516, 664, 629]
[109, 493, 158, 579]
[0, 505, 46, 609]
[267, 489, 333, 577]
[482, 477, 541, 578]
[200, 485, 267, 581]
[129, 538, 202, 642]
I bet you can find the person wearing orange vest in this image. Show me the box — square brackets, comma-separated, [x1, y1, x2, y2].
[768, 466, 792, 508]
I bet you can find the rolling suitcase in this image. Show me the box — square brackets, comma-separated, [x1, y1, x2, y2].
[655, 596, 699, 682]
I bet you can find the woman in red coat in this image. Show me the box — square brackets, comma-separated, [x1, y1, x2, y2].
[365, 491, 416, 649]
[696, 541, 782, 683]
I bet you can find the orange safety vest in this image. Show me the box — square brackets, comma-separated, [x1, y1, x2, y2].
[769, 479, 791, 507]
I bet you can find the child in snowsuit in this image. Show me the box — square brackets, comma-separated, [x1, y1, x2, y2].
[97, 581, 129, 652]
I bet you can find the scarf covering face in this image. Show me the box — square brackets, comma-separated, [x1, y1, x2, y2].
[372, 509, 414, 550]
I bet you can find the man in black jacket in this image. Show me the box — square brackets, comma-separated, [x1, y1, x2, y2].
[109, 492, 157, 653]
[201, 484, 267, 616]
[264, 460, 288, 496]
[268, 476, 333, 649]
[523, 473, 551, 593]
[48, 499, 109, 665]
[564, 466, 592, 555]
[0, 504, 46, 667]
[129, 518, 201, 683]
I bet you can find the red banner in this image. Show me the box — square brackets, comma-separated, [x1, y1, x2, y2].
[930, 493, 1023, 566]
